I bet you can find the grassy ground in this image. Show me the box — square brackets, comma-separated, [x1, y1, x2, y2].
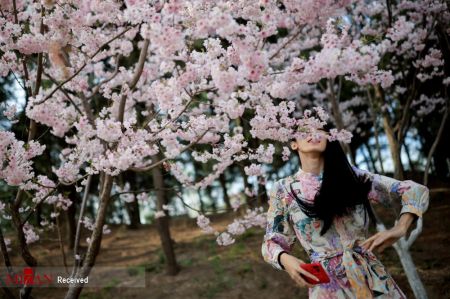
[4, 191, 450, 299]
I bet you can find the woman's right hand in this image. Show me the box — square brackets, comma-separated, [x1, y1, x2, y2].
[280, 252, 320, 288]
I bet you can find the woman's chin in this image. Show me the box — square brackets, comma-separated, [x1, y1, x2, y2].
[301, 146, 326, 153]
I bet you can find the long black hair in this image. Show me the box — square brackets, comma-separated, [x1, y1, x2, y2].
[290, 125, 377, 236]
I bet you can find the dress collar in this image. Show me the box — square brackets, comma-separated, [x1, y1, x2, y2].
[295, 167, 324, 181]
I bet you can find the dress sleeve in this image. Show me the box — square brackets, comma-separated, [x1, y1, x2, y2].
[261, 180, 297, 271]
[352, 166, 430, 222]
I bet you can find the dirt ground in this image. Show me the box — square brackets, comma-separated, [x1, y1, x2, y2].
[4, 190, 450, 299]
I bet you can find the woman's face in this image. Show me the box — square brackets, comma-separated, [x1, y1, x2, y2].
[290, 129, 327, 154]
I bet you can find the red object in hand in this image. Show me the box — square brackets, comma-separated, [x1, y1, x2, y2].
[299, 262, 330, 284]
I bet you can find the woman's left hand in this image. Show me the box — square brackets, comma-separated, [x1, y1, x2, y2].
[360, 226, 407, 253]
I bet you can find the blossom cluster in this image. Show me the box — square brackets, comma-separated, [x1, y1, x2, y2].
[294, 107, 353, 143]
[0, 131, 46, 186]
[196, 206, 267, 246]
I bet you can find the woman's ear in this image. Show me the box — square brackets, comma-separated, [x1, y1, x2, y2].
[290, 140, 297, 150]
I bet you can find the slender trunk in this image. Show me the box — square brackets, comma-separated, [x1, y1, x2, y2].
[178, 185, 189, 214]
[70, 175, 92, 279]
[57, 184, 79, 251]
[257, 180, 268, 206]
[374, 132, 385, 175]
[66, 195, 77, 249]
[118, 200, 126, 224]
[366, 89, 385, 174]
[197, 189, 205, 214]
[151, 153, 180, 275]
[219, 173, 232, 211]
[374, 85, 404, 179]
[35, 205, 42, 228]
[0, 227, 16, 299]
[206, 185, 217, 213]
[363, 141, 378, 173]
[118, 173, 141, 229]
[236, 116, 256, 207]
[424, 105, 448, 185]
[125, 199, 141, 229]
[238, 164, 253, 207]
[327, 79, 356, 164]
[64, 174, 114, 299]
[382, 115, 404, 180]
[9, 121, 39, 270]
[376, 220, 428, 299]
[0, 227, 14, 274]
[402, 140, 416, 174]
[55, 205, 69, 274]
[8, 6, 45, 296]
[361, 144, 374, 172]
[10, 190, 37, 299]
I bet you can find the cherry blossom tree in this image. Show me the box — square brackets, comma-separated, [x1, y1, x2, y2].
[0, 0, 448, 299]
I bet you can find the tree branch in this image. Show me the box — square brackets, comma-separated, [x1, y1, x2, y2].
[34, 25, 138, 105]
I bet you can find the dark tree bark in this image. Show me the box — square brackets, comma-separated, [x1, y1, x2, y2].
[238, 164, 253, 207]
[363, 141, 378, 173]
[0, 226, 15, 281]
[197, 189, 205, 214]
[361, 144, 374, 172]
[328, 78, 357, 165]
[151, 153, 180, 275]
[66, 195, 77, 249]
[374, 85, 405, 180]
[206, 185, 217, 213]
[125, 199, 141, 229]
[64, 174, 114, 299]
[424, 105, 449, 185]
[402, 140, 416, 175]
[219, 172, 232, 211]
[118, 173, 141, 229]
[257, 179, 268, 206]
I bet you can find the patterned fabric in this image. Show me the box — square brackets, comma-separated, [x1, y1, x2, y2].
[261, 166, 430, 299]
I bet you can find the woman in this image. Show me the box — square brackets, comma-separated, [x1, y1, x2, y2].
[261, 126, 430, 299]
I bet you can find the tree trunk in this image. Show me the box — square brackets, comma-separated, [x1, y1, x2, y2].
[197, 189, 205, 214]
[64, 174, 114, 299]
[8, 120, 38, 299]
[383, 114, 404, 180]
[66, 195, 77, 250]
[151, 153, 180, 275]
[376, 220, 428, 299]
[366, 89, 385, 174]
[118, 173, 141, 229]
[363, 141, 378, 173]
[125, 199, 141, 229]
[219, 173, 232, 211]
[374, 85, 404, 180]
[238, 164, 253, 207]
[257, 180, 268, 206]
[327, 78, 356, 165]
[402, 140, 416, 174]
[374, 133, 385, 175]
[424, 105, 448, 185]
[206, 185, 216, 213]
[361, 145, 373, 172]
[70, 174, 92, 281]
[0, 227, 12, 266]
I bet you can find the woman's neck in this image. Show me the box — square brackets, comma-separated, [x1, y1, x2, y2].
[299, 153, 324, 175]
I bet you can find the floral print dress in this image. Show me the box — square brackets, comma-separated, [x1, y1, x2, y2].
[261, 166, 430, 299]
